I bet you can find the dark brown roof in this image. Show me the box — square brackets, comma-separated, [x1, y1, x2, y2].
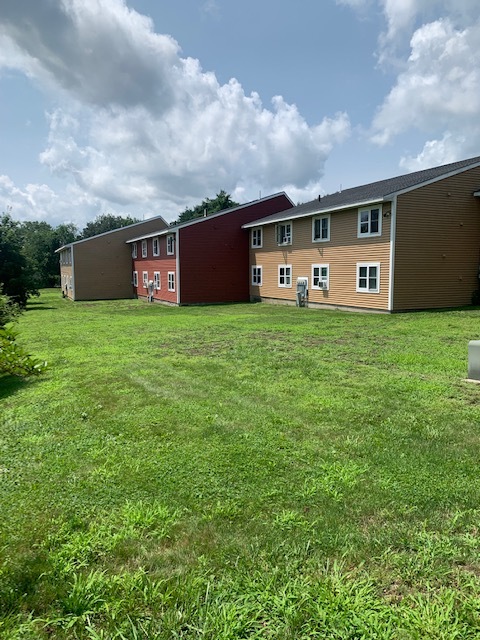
[243, 155, 480, 228]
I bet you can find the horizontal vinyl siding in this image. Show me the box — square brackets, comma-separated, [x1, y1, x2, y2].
[393, 167, 480, 311]
[71, 219, 168, 300]
[132, 238, 177, 304]
[251, 208, 391, 311]
[180, 195, 293, 304]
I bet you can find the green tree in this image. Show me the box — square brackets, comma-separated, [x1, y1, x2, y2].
[81, 214, 140, 239]
[175, 190, 239, 225]
[19, 221, 79, 288]
[0, 213, 38, 307]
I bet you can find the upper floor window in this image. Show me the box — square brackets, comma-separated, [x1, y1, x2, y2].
[152, 237, 160, 256]
[167, 234, 175, 255]
[251, 228, 263, 248]
[131, 243, 138, 259]
[141, 239, 148, 258]
[358, 206, 381, 237]
[276, 221, 292, 246]
[312, 215, 330, 242]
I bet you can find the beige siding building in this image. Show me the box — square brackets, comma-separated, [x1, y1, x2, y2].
[244, 157, 480, 312]
[57, 216, 168, 301]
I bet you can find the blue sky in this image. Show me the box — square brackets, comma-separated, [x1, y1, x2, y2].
[0, 0, 479, 227]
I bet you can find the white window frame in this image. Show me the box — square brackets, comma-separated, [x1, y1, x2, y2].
[168, 271, 175, 292]
[251, 228, 263, 248]
[278, 264, 292, 288]
[276, 221, 292, 246]
[131, 243, 138, 259]
[356, 262, 380, 293]
[142, 271, 148, 288]
[133, 271, 138, 287]
[312, 215, 330, 242]
[152, 237, 160, 257]
[141, 239, 148, 258]
[358, 206, 382, 238]
[167, 234, 175, 255]
[252, 265, 262, 286]
[312, 264, 329, 290]
[153, 271, 160, 290]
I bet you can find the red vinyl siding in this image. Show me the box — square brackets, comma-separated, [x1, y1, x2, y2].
[132, 235, 177, 304]
[179, 195, 293, 304]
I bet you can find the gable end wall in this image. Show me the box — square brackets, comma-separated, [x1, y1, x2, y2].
[393, 167, 480, 311]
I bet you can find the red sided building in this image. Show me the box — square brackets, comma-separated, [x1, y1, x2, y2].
[127, 193, 293, 305]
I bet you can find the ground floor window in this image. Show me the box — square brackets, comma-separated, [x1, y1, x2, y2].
[356, 262, 380, 293]
[252, 266, 262, 286]
[278, 264, 292, 288]
[168, 271, 175, 292]
[133, 271, 138, 287]
[312, 264, 329, 290]
[142, 271, 148, 288]
[154, 271, 160, 289]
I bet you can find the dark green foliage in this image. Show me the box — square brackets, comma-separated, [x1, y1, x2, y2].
[0, 213, 39, 306]
[0, 323, 46, 377]
[175, 190, 239, 224]
[80, 214, 140, 239]
[20, 221, 78, 288]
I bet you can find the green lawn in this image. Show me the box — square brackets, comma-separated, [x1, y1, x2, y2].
[1, 289, 480, 638]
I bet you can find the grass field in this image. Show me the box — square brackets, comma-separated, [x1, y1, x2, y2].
[1, 289, 480, 638]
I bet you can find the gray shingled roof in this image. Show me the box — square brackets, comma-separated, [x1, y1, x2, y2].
[243, 155, 480, 228]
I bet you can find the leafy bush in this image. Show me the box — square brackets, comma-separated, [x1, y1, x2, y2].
[0, 322, 46, 378]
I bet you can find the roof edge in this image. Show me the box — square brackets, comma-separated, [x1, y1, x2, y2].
[125, 192, 293, 243]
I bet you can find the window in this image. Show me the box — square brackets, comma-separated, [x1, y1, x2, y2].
[251, 228, 263, 248]
[133, 271, 138, 287]
[131, 243, 137, 259]
[312, 215, 330, 242]
[141, 239, 148, 257]
[152, 237, 160, 256]
[278, 264, 292, 288]
[357, 263, 380, 293]
[167, 234, 175, 255]
[252, 266, 262, 286]
[276, 221, 292, 246]
[168, 271, 175, 291]
[312, 264, 329, 290]
[358, 206, 381, 237]
[154, 271, 160, 290]
[142, 271, 148, 288]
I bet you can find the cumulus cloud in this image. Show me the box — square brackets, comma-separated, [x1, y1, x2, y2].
[339, 0, 480, 169]
[0, 0, 350, 224]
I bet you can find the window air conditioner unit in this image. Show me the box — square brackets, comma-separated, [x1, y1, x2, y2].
[318, 281, 327, 289]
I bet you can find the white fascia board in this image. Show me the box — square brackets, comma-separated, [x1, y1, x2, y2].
[385, 161, 480, 199]
[127, 192, 293, 243]
[242, 198, 385, 229]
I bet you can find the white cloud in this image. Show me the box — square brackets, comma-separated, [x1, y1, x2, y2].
[0, 0, 350, 224]
[337, 0, 480, 169]
[371, 18, 480, 152]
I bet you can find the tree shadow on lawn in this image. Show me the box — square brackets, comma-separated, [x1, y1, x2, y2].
[0, 374, 37, 399]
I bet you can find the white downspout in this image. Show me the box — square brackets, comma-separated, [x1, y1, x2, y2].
[388, 195, 397, 312]
[175, 230, 180, 305]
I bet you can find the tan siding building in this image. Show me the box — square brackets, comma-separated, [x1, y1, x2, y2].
[57, 216, 168, 301]
[245, 157, 480, 313]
